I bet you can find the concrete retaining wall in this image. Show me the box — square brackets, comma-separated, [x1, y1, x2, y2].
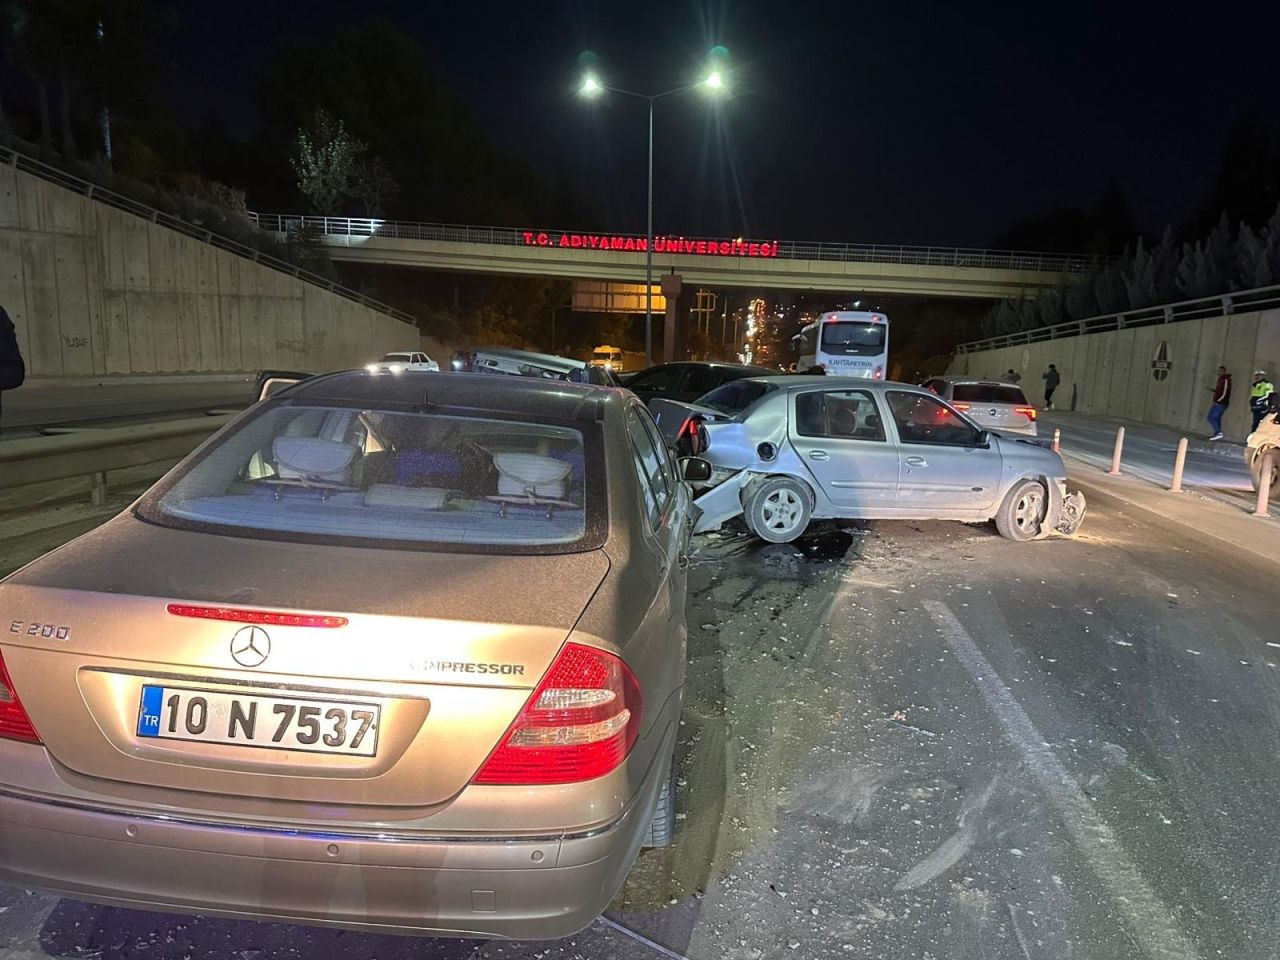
[948, 309, 1280, 440]
[0, 163, 418, 379]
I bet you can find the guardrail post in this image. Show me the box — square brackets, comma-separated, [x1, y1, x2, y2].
[1222, 294, 1234, 316]
[90, 471, 107, 506]
[1255, 451, 1276, 517]
[1170, 437, 1188, 492]
[1052, 428, 1061, 454]
[1108, 427, 1125, 475]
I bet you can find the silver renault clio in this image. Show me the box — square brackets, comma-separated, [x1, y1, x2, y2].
[651, 376, 1085, 544]
[0, 370, 703, 939]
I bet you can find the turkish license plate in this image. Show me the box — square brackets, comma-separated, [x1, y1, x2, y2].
[136, 685, 381, 757]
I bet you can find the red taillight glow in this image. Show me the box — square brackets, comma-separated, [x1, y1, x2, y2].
[1015, 406, 1038, 421]
[873, 366, 884, 380]
[166, 604, 348, 629]
[474, 642, 642, 785]
[953, 402, 971, 411]
[0, 650, 41, 744]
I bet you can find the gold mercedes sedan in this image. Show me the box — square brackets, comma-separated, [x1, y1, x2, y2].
[0, 370, 704, 939]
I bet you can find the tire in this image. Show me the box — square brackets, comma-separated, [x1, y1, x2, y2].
[994, 479, 1048, 542]
[643, 762, 677, 848]
[744, 476, 812, 543]
[1250, 447, 1280, 494]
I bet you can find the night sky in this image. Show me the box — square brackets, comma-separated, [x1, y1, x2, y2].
[170, 0, 1280, 247]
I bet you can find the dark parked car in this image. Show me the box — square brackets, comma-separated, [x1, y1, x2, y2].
[623, 362, 775, 406]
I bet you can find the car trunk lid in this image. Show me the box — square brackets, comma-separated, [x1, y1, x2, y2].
[1, 516, 609, 808]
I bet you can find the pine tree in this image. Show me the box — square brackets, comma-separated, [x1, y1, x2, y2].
[1235, 224, 1270, 289]
[1124, 238, 1158, 308]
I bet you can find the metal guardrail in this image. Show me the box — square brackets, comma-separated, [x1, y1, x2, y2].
[955, 284, 1280, 353]
[0, 415, 231, 503]
[249, 213, 1106, 274]
[0, 144, 416, 325]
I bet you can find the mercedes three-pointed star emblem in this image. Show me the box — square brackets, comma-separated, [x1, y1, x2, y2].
[230, 625, 271, 668]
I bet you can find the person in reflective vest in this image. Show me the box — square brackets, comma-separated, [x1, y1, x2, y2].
[1251, 370, 1275, 432]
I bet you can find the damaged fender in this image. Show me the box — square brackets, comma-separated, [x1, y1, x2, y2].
[1041, 479, 1087, 538]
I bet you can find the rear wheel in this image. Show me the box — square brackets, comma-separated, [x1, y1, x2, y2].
[995, 479, 1047, 541]
[744, 477, 812, 543]
[643, 761, 677, 848]
[1250, 447, 1280, 493]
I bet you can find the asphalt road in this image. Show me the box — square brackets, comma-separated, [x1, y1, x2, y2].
[4, 486, 1280, 959]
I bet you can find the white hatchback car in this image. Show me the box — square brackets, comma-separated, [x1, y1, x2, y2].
[367, 351, 439, 373]
[923, 377, 1038, 436]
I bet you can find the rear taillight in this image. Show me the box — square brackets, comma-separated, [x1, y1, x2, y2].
[1015, 406, 1038, 421]
[873, 366, 884, 380]
[474, 642, 642, 785]
[0, 650, 41, 744]
[952, 402, 971, 411]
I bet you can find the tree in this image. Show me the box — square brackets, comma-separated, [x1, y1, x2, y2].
[291, 108, 365, 214]
[346, 155, 399, 217]
[253, 19, 589, 224]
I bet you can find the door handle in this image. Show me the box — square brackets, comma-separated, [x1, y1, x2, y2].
[905, 456, 928, 467]
[808, 450, 830, 461]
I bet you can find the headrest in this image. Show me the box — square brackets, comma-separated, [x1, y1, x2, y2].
[491, 453, 572, 485]
[273, 436, 358, 483]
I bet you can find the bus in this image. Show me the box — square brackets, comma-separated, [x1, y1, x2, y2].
[793, 310, 889, 378]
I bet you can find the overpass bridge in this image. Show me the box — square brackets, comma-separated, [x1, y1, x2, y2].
[251, 214, 1100, 299]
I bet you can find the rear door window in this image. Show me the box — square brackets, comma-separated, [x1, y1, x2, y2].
[794, 390, 886, 440]
[630, 365, 684, 392]
[625, 406, 673, 527]
[681, 365, 723, 398]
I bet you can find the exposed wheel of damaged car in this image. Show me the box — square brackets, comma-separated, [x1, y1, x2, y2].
[995, 478, 1048, 541]
[745, 476, 812, 543]
[0, 370, 697, 941]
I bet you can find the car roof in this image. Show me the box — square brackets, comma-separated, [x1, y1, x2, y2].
[471, 347, 587, 371]
[743, 376, 930, 392]
[946, 378, 1023, 387]
[280, 369, 623, 420]
[645, 361, 772, 372]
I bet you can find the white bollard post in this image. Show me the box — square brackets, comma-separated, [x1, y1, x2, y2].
[1254, 450, 1276, 518]
[1052, 428, 1061, 454]
[1170, 437, 1188, 493]
[1108, 427, 1125, 476]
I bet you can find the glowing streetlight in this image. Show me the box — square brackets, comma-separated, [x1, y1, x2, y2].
[575, 51, 730, 364]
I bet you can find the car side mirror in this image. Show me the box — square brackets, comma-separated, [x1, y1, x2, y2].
[975, 429, 991, 448]
[680, 457, 713, 483]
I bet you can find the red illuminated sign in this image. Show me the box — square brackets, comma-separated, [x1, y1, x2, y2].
[522, 231, 780, 258]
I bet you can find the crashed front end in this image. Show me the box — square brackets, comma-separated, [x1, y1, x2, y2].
[1042, 478, 1087, 538]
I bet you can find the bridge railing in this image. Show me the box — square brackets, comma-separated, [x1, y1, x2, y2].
[0, 144, 416, 325]
[249, 213, 1104, 274]
[954, 284, 1280, 353]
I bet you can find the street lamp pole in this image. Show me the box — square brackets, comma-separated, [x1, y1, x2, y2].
[646, 96, 654, 366]
[578, 68, 725, 368]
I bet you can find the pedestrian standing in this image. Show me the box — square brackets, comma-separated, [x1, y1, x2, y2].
[0, 305, 25, 436]
[1250, 369, 1275, 432]
[1004, 368, 1021, 384]
[1207, 365, 1231, 440]
[1042, 364, 1060, 410]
